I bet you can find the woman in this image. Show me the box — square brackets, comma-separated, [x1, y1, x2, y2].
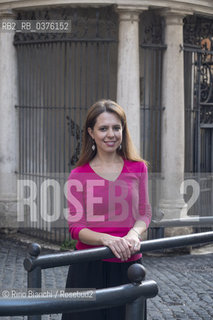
[62, 99, 152, 320]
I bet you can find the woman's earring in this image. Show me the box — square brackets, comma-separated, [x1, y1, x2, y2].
[92, 140, 96, 151]
[119, 144, 122, 150]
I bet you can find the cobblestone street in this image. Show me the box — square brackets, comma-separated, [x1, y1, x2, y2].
[0, 236, 213, 320]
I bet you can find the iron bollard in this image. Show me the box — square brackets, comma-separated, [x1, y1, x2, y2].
[126, 264, 147, 320]
[24, 243, 42, 320]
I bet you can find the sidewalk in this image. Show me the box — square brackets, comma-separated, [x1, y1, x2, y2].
[0, 233, 213, 320]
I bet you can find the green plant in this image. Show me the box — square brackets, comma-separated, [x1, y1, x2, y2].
[60, 239, 77, 251]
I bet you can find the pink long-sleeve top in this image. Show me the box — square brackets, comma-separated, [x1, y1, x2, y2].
[67, 159, 152, 262]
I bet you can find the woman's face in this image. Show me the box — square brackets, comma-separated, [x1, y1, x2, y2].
[88, 112, 123, 155]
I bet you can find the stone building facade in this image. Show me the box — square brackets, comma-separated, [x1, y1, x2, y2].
[0, 0, 212, 240]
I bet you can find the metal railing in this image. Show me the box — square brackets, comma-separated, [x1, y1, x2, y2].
[1, 231, 213, 319]
[150, 216, 213, 228]
[0, 263, 157, 320]
[149, 216, 213, 239]
[24, 231, 213, 272]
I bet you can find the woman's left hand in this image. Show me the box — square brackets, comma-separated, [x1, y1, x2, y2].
[123, 232, 141, 255]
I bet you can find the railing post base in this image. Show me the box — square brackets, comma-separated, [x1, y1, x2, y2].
[126, 297, 146, 320]
[26, 243, 42, 320]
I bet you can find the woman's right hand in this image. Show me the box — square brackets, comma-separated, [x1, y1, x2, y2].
[100, 235, 132, 261]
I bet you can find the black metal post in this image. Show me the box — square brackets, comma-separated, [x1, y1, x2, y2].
[26, 243, 42, 320]
[126, 264, 147, 320]
[126, 297, 146, 320]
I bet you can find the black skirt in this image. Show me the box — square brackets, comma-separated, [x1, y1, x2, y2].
[61, 258, 143, 320]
